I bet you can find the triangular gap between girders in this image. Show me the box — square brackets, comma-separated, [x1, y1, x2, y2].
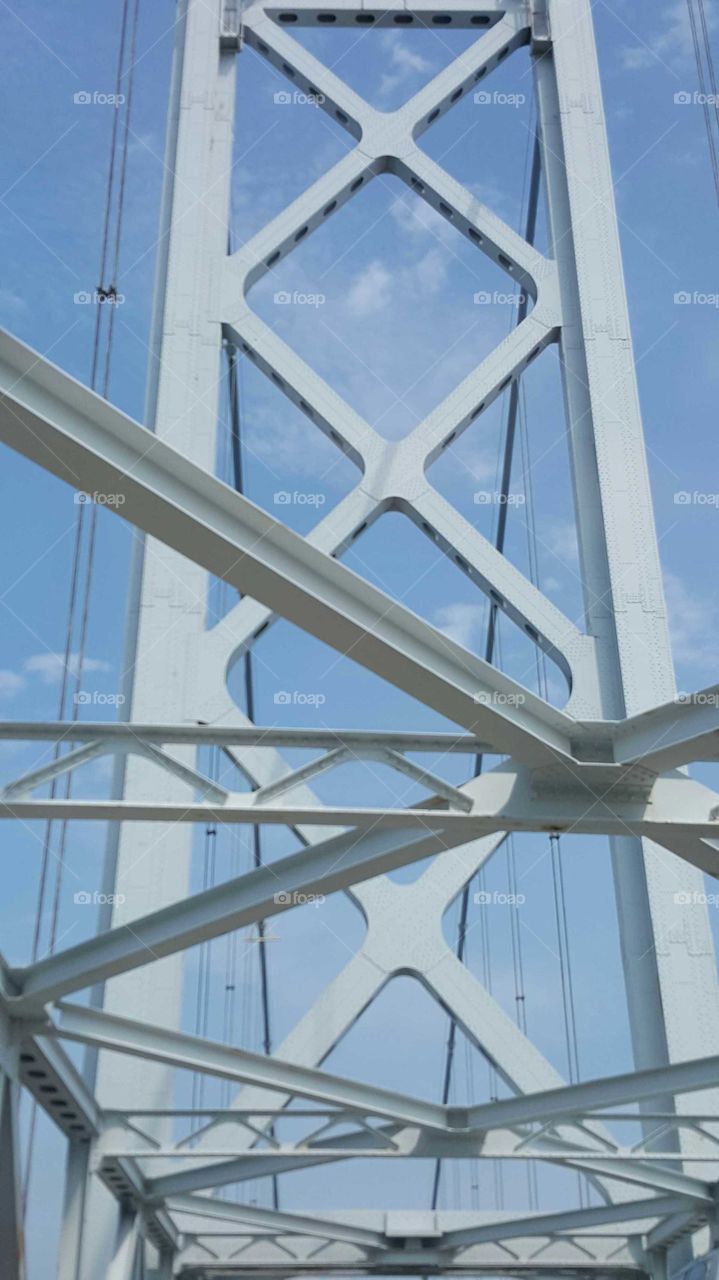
[230, 44, 354, 247]
[260, 14, 504, 113]
[0, 741, 166, 802]
[339, 507, 571, 706]
[267, 750, 470, 815]
[319, 971, 518, 1105]
[418, 42, 539, 247]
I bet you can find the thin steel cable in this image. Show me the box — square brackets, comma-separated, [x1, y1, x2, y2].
[431, 127, 541, 1214]
[23, 0, 139, 1208]
[688, 0, 719, 208]
[226, 338, 279, 1211]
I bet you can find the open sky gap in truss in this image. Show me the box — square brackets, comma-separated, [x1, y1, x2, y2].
[1, 2, 719, 1279]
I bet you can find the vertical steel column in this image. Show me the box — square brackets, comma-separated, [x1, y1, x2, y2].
[0, 1028, 25, 1280]
[56, 1143, 90, 1280]
[537, 0, 719, 1100]
[69, 2, 236, 1277]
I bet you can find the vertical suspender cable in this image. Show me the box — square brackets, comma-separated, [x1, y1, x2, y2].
[517, 310, 585, 1209]
[431, 133, 542, 1212]
[24, 0, 141, 1207]
[226, 338, 279, 1211]
[687, 0, 719, 209]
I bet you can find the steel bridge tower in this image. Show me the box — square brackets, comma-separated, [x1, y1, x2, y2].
[2, 2, 719, 1279]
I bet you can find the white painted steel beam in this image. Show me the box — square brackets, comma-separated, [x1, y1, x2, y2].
[50, 1002, 449, 1132]
[0, 326, 577, 763]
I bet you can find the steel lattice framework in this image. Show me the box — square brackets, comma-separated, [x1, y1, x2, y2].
[1, 1, 719, 1278]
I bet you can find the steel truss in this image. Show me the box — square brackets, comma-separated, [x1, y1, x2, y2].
[1, 1, 719, 1278]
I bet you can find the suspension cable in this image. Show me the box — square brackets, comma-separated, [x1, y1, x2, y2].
[687, 0, 719, 210]
[517, 301, 585, 1210]
[226, 337, 279, 1211]
[431, 129, 541, 1212]
[24, 0, 141, 1207]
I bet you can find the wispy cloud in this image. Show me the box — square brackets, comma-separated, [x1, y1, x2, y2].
[434, 602, 487, 650]
[345, 261, 394, 317]
[378, 35, 433, 100]
[23, 652, 112, 685]
[618, 0, 716, 72]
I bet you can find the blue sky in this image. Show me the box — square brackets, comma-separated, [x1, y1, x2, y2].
[0, 1, 718, 1275]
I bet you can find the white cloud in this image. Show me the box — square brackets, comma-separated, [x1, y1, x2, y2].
[456, 443, 500, 486]
[0, 670, 25, 698]
[542, 519, 579, 570]
[434, 602, 487, 650]
[0, 289, 26, 315]
[390, 194, 457, 248]
[23, 653, 112, 685]
[378, 35, 433, 99]
[619, 1, 717, 72]
[345, 261, 394, 317]
[413, 248, 448, 295]
[664, 570, 716, 676]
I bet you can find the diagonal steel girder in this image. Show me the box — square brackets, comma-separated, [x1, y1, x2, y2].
[47, 1001, 448, 1133]
[10, 761, 719, 1015]
[165, 1192, 687, 1252]
[165, 1194, 389, 1251]
[0, 327, 576, 765]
